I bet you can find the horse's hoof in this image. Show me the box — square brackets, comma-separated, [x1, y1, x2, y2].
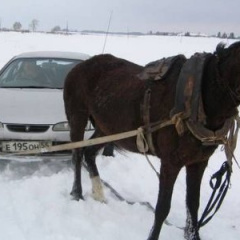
[70, 191, 84, 201]
[146, 235, 158, 240]
[91, 176, 106, 203]
[185, 236, 201, 240]
[184, 228, 201, 240]
[146, 226, 160, 240]
[92, 193, 106, 203]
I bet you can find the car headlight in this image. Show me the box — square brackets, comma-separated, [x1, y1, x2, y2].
[52, 122, 70, 131]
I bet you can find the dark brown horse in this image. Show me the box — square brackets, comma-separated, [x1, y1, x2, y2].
[63, 41, 240, 240]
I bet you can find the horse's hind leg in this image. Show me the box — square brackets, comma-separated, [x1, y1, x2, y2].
[71, 148, 84, 200]
[184, 161, 208, 240]
[148, 162, 182, 240]
[84, 130, 107, 202]
[69, 112, 88, 201]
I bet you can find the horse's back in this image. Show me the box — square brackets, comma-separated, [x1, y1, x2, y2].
[64, 54, 143, 95]
[64, 54, 145, 135]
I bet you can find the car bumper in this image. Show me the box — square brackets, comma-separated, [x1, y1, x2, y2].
[0, 125, 94, 154]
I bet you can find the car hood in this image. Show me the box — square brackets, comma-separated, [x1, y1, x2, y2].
[0, 88, 67, 124]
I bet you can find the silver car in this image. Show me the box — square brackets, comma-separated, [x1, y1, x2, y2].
[0, 51, 94, 154]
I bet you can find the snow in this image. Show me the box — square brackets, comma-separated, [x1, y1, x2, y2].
[0, 32, 240, 240]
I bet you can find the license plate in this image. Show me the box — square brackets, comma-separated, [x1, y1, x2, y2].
[2, 141, 52, 153]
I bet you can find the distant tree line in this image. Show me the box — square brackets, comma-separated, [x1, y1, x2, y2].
[10, 21, 68, 34]
[217, 32, 235, 39]
[0, 20, 239, 39]
[147, 30, 238, 39]
[5, 19, 39, 32]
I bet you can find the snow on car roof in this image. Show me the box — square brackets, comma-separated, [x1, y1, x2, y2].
[13, 51, 90, 61]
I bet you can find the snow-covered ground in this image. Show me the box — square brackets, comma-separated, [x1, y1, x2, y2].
[0, 32, 239, 240]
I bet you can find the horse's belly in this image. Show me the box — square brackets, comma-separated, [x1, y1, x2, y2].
[156, 128, 217, 166]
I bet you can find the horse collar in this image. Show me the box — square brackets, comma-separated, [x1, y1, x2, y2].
[168, 52, 240, 168]
[170, 52, 212, 123]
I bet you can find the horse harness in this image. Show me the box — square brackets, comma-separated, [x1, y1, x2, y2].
[137, 52, 240, 228]
[138, 53, 240, 171]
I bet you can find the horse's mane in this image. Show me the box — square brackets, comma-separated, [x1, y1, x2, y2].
[215, 41, 240, 58]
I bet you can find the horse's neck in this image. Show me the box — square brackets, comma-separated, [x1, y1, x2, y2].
[202, 58, 237, 130]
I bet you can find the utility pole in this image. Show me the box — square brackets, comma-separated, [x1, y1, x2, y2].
[102, 11, 113, 53]
[66, 21, 69, 35]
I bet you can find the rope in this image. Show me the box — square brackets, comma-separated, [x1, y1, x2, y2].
[7, 112, 192, 157]
[224, 115, 240, 170]
[13, 128, 144, 156]
[136, 128, 160, 177]
[143, 153, 160, 178]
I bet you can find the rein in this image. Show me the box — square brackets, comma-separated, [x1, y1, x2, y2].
[197, 161, 231, 229]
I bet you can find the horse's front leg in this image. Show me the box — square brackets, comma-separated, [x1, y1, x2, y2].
[184, 160, 208, 240]
[147, 162, 182, 240]
[71, 148, 84, 200]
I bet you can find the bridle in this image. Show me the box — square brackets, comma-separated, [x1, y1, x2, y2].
[215, 55, 240, 106]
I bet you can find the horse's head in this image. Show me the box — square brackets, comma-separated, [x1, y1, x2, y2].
[215, 41, 240, 105]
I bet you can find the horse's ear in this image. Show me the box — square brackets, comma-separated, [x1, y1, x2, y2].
[215, 42, 226, 57]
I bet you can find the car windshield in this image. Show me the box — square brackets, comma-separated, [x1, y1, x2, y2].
[0, 58, 82, 88]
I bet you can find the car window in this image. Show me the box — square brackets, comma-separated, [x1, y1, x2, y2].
[0, 58, 82, 88]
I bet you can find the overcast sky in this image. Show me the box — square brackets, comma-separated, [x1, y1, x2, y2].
[0, 0, 239, 35]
